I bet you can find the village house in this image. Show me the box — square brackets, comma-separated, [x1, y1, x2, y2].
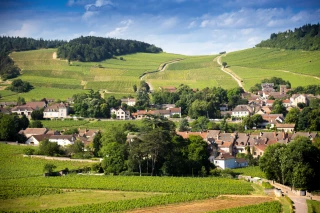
[48, 135, 76, 146]
[25, 134, 51, 145]
[25, 101, 47, 109]
[232, 105, 253, 117]
[234, 133, 249, 154]
[255, 106, 272, 115]
[212, 153, 248, 169]
[0, 102, 17, 107]
[282, 99, 291, 108]
[291, 132, 318, 142]
[121, 98, 136, 106]
[19, 128, 48, 138]
[290, 94, 308, 107]
[43, 103, 69, 119]
[132, 108, 181, 119]
[265, 100, 274, 107]
[261, 83, 275, 98]
[0, 107, 10, 114]
[260, 114, 284, 128]
[11, 106, 35, 118]
[276, 123, 295, 132]
[110, 108, 131, 120]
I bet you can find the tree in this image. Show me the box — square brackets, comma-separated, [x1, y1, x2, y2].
[39, 139, 60, 156]
[222, 62, 227, 68]
[31, 109, 44, 120]
[29, 120, 43, 128]
[133, 84, 137, 92]
[17, 96, 26, 105]
[19, 114, 29, 130]
[271, 99, 286, 115]
[178, 118, 189, 132]
[252, 114, 263, 127]
[43, 163, 56, 174]
[101, 142, 127, 175]
[187, 135, 210, 176]
[285, 108, 300, 124]
[63, 128, 79, 135]
[7, 79, 33, 93]
[92, 131, 102, 157]
[68, 140, 84, 154]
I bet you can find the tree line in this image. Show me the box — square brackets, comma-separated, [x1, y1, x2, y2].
[57, 36, 163, 62]
[256, 23, 320, 51]
[260, 136, 320, 191]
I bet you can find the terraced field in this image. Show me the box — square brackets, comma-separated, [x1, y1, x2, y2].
[223, 48, 320, 91]
[2, 49, 185, 101]
[145, 55, 238, 90]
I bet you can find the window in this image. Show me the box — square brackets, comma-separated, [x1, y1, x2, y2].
[215, 161, 218, 163]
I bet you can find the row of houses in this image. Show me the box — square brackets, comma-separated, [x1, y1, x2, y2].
[176, 130, 318, 169]
[1, 101, 70, 119]
[111, 107, 182, 120]
[20, 128, 98, 147]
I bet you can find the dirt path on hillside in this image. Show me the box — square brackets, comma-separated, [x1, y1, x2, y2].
[128, 195, 273, 213]
[215, 55, 245, 91]
[52, 52, 57, 59]
[140, 59, 184, 92]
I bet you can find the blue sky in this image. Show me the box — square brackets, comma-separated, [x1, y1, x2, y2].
[0, 0, 319, 55]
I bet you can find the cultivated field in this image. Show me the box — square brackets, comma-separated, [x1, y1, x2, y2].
[3, 49, 185, 101]
[223, 48, 320, 91]
[144, 55, 238, 90]
[0, 143, 279, 212]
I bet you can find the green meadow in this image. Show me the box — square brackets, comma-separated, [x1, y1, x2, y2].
[223, 48, 320, 90]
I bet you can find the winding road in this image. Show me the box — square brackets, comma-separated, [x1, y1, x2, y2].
[216, 54, 245, 91]
[140, 58, 184, 92]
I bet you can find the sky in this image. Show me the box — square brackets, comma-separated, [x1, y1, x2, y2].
[0, 0, 319, 55]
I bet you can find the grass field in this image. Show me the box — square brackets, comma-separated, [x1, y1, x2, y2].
[6, 49, 185, 101]
[145, 55, 238, 90]
[223, 48, 320, 90]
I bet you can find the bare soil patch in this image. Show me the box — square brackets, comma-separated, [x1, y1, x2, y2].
[52, 52, 57, 59]
[129, 195, 273, 213]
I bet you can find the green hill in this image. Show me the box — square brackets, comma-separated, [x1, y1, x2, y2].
[222, 48, 320, 91]
[0, 49, 186, 101]
[256, 23, 320, 51]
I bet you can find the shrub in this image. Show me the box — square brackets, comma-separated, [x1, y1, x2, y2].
[24, 148, 35, 155]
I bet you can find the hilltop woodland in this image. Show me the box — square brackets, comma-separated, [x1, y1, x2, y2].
[57, 36, 163, 62]
[0, 36, 66, 80]
[256, 23, 320, 50]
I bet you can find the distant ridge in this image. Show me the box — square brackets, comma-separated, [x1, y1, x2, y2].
[256, 23, 320, 51]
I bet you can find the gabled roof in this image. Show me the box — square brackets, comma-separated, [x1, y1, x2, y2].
[219, 141, 233, 148]
[50, 135, 75, 141]
[232, 105, 253, 113]
[176, 131, 207, 140]
[236, 158, 248, 163]
[276, 123, 295, 128]
[44, 103, 67, 112]
[11, 106, 34, 112]
[21, 128, 48, 136]
[215, 153, 235, 160]
[168, 107, 181, 113]
[25, 101, 46, 109]
[32, 134, 52, 142]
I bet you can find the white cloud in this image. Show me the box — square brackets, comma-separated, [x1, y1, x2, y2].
[6, 21, 40, 37]
[82, 11, 99, 21]
[187, 21, 196, 29]
[161, 17, 178, 29]
[106, 19, 133, 37]
[89, 31, 96, 36]
[85, 0, 113, 10]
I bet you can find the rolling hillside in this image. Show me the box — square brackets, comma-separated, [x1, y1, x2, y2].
[222, 48, 320, 91]
[0, 49, 185, 101]
[144, 55, 237, 90]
